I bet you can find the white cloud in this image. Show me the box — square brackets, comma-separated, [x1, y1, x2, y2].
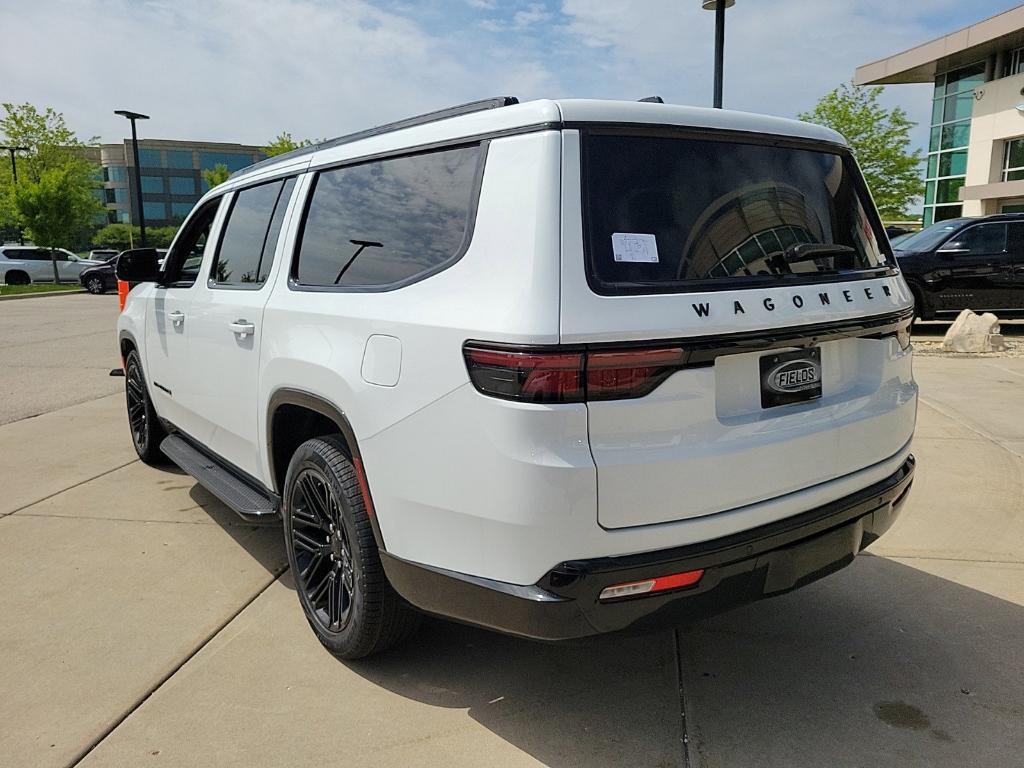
[466, 0, 497, 8]
[0, 0, 560, 146]
[513, 3, 552, 28]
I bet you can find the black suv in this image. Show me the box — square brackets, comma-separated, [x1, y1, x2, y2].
[894, 213, 1024, 319]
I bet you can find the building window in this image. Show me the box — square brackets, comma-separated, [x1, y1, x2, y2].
[166, 150, 193, 169]
[170, 201, 195, 219]
[143, 201, 167, 220]
[138, 148, 163, 168]
[141, 175, 164, 194]
[1002, 138, 1024, 181]
[1010, 48, 1024, 77]
[118, 211, 131, 224]
[168, 176, 196, 195]
[104, 166, 126, 183]
[923, 61, 986, 227]
[198, 151, 254, 174]
[105, 187, 128, 204]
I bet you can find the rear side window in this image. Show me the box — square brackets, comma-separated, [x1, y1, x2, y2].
[952, 222, 1006, 254]
[582, 133, 891, 294]
[210, 177, 296, 287]
[293, 145, 482, 289]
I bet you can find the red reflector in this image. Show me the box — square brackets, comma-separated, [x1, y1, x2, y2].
[599, 568, 704, 601]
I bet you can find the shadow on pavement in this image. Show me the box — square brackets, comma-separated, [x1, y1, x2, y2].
[343, 605, 684, 767]
[676, 554, 1024, 767]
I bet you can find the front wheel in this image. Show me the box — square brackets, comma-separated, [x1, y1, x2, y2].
[283, 436, 419, 659]
[125, 350, 167, 465]
[85, 276, 106, 294]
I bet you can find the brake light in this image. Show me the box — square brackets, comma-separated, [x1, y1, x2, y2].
[464, 343, 688, 403]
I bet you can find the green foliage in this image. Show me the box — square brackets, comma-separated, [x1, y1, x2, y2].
[14, 165, 103, 256]
[262, 131, 313, 158]
[0, 103, 102, 246]
[798, 83, 924, 219]
[201, 163, 231, 189]
[94, 223, 178, 250]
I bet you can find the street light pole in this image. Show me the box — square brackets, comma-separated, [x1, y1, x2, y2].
[701, 0, 735, 109]
[114, 110, 150, 248]
[1, 145, 29, 244]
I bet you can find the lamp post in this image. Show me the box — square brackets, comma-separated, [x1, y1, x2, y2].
[701, 0, 735, 109]
[114, 110, 150, 247]
[1, 145, 29, 243]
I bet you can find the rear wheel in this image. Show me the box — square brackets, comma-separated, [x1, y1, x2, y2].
[85, 275, 106, 294]
[283, 436, 419, 659]
[125, 349, 167, 465]
[5, 271, 30, 286]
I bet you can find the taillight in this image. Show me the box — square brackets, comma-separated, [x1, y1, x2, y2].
[598, 569, 705, 601]
[463, 343, 688, 403]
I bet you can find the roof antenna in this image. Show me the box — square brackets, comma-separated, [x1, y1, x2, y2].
[638, 96, 664, 103]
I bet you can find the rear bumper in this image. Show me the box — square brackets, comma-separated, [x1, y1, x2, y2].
[382, 454, 915, 640]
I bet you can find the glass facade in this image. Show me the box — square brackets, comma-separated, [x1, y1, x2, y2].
[166, 149, 193, 169]
[138, 148, 163, 168]
[141, 175, 164, 193]
[143, 201, 167, 220]
[170, 201, 195, 219]
[104, 165, 126, 182]
[924, 62, 985, 226]
[168, 176, 196, 195]
[199, 151, 254, 173]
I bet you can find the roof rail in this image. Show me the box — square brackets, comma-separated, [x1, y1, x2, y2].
[230, 96, 520, 180]
[638, 96, 664, 103]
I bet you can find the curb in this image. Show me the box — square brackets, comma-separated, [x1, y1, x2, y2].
[0, 288, 88, 302]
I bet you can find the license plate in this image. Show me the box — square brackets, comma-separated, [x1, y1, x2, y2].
[759, 347, 822, 409]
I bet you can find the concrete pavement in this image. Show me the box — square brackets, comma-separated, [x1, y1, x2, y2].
[1, 295, 1022, 767]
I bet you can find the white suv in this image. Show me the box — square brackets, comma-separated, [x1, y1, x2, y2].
[116, 97, 917, 658]
[0, 246, 100, 284]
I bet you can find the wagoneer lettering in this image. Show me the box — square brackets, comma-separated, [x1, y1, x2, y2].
[117, 97, 917, 659]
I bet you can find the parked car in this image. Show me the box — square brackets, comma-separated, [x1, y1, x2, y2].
[893, 213, 1024, 318]
[0, 246, 102, 284]
[116, 97, 917, 659]
[81, 249, 167, 294]
[88, 249, 120, 262]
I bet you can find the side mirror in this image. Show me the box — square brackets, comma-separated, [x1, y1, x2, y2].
[116, 248, 161, 283]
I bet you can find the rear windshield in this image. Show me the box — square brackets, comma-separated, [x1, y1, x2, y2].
[582, 133, 891, 294]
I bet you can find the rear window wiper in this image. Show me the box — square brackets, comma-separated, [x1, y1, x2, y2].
[781, 243, 856, 264]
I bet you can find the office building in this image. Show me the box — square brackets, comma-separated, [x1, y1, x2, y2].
[97, 139, 264, 227]
[856, 6, 1024, 225]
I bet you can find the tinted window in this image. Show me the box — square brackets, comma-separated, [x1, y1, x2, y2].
[895, 219, 968, 252]
[165, 200, 221, 287]
[210, 178, 295, 287]
[7, 248, 51, 261]
[583, 134, 890, 293]
[294, 146, 481, 288]
[1007, 222, 1024, 257]
[954, 223, 1006, 254]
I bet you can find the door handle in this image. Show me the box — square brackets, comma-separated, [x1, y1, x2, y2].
[229, 319, 256, 339]
[168, 310, 185, 327]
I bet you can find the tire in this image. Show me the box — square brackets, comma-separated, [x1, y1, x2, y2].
[124, 349, 167, 465]
[283, 436, 419, 659]
[5, 271, 30, 286]
[85, 276, 106, 294]
[909, 286, 929, 323]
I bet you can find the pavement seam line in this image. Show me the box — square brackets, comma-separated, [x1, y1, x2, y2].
[0, 459, 139, 519]
[918, 396, 1024, 461]
[879, 554, 1024, 565]
[674, 629, 695, 768]
[66, 566, 288, 768]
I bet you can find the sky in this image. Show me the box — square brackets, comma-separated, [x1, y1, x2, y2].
[2, 0, 1023, 156]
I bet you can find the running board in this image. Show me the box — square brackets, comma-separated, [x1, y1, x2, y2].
[160, 435, 279, 522]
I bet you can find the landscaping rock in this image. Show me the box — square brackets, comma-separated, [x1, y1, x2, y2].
[941, 309, 1002, 353]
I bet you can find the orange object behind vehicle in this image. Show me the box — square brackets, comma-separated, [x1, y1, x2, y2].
[117, 280, 129, 312]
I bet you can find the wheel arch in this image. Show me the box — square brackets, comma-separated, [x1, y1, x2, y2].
[267, 388, 386, 550]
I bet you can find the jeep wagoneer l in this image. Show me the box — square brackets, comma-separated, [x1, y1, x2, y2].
[116, 97, 917, 658]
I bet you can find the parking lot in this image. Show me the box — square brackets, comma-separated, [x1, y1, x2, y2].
[1, 293, 1022, 767]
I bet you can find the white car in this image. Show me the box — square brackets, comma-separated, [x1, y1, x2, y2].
[116, 97, 918, 659]
[0, 246, 102, 284]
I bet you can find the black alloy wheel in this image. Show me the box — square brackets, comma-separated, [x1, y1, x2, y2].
[85, 275, 106, 294]
[283, 436, 419, 659]
[290, 468, 356, 632]
[124, 349, 166, 465]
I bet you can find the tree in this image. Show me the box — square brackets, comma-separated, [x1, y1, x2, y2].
[798, 83, 924, 219]
[201, 163, 231, 189]
[14, 165, 102, 280]
[94, 223, 179, 250]
[262, 131, 313, 158]
[0, 103, 102, 246]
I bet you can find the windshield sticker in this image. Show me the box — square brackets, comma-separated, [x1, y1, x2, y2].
[612, 233, 659, 263]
